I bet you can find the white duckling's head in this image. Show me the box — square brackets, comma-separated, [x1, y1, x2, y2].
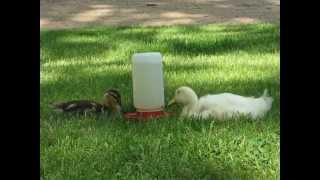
[168, 86, 198, 106]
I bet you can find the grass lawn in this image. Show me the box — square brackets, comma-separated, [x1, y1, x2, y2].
[40, 23, 280, 179]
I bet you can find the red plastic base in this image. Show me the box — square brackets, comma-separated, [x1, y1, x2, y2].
[124, 111, 172, 121]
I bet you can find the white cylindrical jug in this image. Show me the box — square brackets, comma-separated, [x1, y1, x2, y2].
[132, 52, 165, 112]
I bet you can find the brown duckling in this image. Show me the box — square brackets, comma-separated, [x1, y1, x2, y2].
[50, 89, 122, 117]
[50, 100, 106, 116]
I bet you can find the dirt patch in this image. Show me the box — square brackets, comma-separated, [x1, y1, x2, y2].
[40, 0, 279, 29]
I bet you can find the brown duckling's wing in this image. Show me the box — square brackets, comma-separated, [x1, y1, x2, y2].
[49, 101, 71, 110]
[94, 103, 106, 113]
[51, 100, 100, 112]
[64, 100, 102, 112]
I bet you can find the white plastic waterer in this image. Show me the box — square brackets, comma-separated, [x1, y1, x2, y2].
[132, 52, 164, 112]
[125, 52, 170, 120]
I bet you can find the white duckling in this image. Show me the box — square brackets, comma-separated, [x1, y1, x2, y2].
[167, 86, 273, 120]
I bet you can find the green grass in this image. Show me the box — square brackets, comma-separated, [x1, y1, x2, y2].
[40, 23, 280, 179]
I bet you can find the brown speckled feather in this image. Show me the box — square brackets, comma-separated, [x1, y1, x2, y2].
[51, 100, 106, 113]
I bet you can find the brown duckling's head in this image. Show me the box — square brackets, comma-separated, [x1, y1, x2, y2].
[102, 89, 122, 114]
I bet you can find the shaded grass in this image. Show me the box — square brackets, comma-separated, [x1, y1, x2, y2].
[41, 23, 279, 179]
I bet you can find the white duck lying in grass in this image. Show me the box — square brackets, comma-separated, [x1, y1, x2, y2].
[167, 86, 273, 120]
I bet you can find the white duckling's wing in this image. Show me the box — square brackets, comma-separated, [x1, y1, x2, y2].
[198, 93, 257, 117]
[198, 93, 236, 110]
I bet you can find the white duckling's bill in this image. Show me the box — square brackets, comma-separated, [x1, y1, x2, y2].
[167, 98, 176, 106]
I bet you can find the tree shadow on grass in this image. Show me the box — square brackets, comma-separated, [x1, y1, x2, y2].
[163, 59, 277, 75]
[198, 162, 263, 180]
[41, 23, 279, 120]
[161, 25, 279, 56]
[41, 24, 279, 179]
[40, 27, 159, 60]
[40, 24, 279, 60]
